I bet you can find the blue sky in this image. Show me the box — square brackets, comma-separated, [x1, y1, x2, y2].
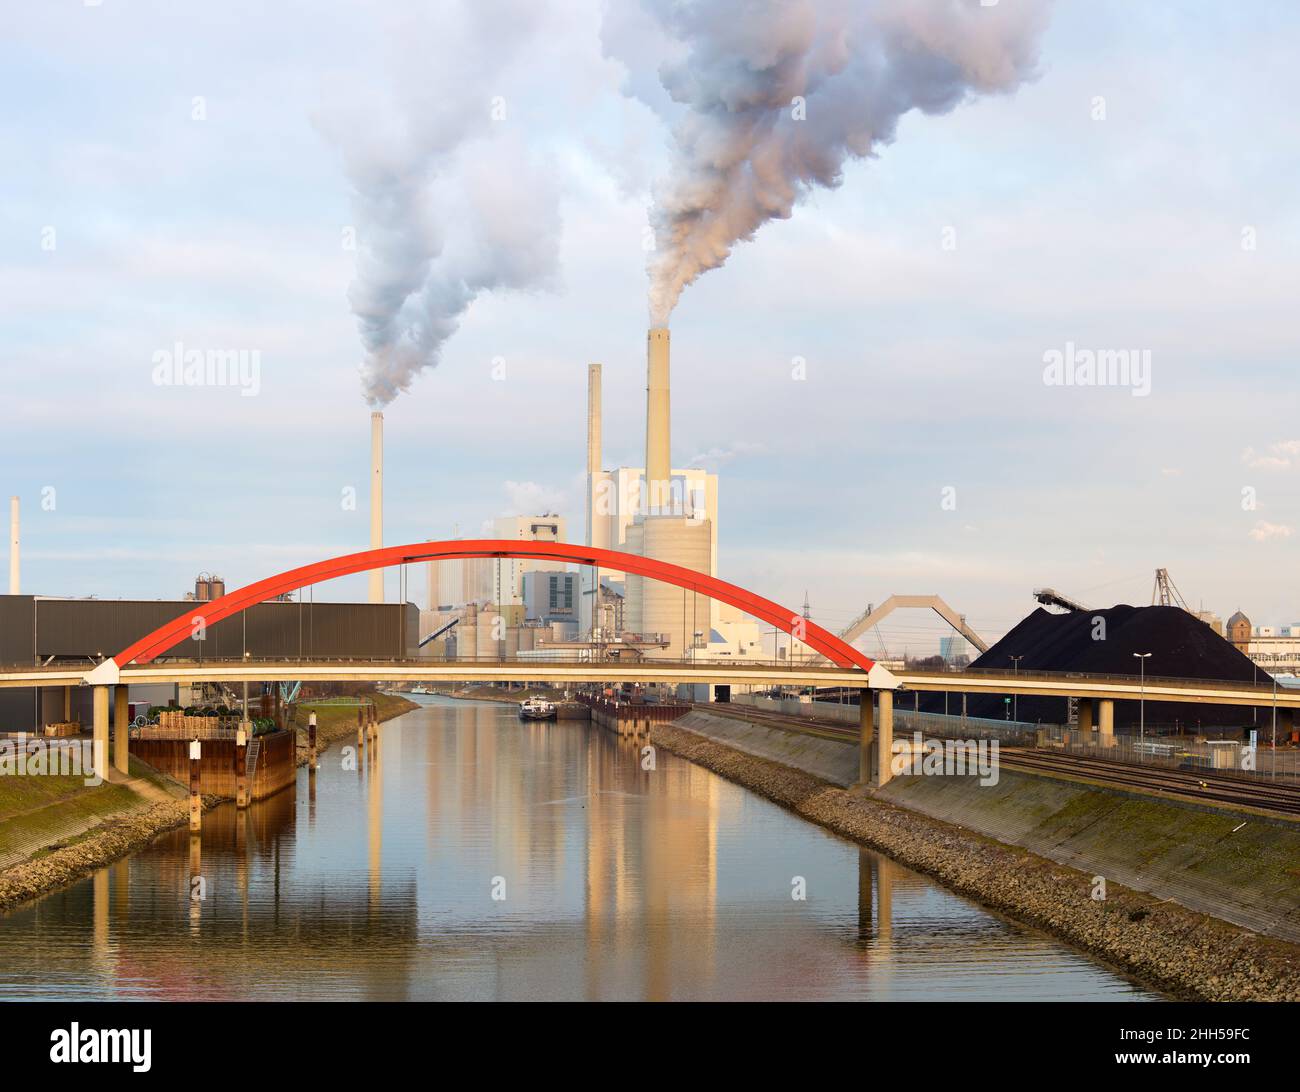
[3, 0, 1299, 652]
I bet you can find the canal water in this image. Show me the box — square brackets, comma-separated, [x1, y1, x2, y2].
[0, 697, 1156, 1001]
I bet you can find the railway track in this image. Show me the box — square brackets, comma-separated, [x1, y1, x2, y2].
[999, 748, 1300, 817]
[694, 702, 1300, 818]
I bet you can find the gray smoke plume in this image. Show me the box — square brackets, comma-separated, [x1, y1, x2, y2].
[613, 0, 1051, 326]
[323, 1, 561, 405]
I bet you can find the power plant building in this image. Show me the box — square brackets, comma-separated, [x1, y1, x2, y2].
[426, 515, 566, 612]
[582, 341, 765, 661]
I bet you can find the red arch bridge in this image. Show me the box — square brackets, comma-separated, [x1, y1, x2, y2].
[3, 540, 1295, 786]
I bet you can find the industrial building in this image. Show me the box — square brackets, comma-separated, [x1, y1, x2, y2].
[0, 593, 418, 733]
[522, 568, 579, 629]
[424, 514, 566, 611]
[1226, 610, 1300, 679]
[581, 350, 767, 662]
[407, 331, 771, 668]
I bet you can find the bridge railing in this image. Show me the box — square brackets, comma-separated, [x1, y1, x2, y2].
[140, 657, 1300, 698]
[573, 693, 691, 721]
[3, 653, 861, 673]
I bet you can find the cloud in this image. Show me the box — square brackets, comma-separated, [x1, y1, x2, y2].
[501, 480, 568, 516]
[1242, 439, 1300, 469]
[1249, 520, 1293, 541]
[686, 440, 765, 466]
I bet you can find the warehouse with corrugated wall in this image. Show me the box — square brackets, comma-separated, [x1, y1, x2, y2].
[0, 595, 418, 732]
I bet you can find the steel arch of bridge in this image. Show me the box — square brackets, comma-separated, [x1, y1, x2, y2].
[110, 539, 881, 677]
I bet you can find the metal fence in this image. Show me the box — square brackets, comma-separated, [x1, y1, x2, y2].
[893, 708, 1042, 745]
[1037, 725, 1300, 783]
[730, 694, 1044, 744]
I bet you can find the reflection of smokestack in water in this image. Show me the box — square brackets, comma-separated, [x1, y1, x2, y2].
[646, 328, 671, 515]
[586, 363, 602, 546]
[8, 496, 17, 595]
[369, 412, 383, 603]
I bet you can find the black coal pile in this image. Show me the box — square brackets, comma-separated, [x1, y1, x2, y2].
[917, 605, 1270, 733]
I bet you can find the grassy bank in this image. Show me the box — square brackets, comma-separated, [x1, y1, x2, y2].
[291, 691, 418, 764]
[0, 796, 211, 915]
[0, 779, 140, 864]
[0, 751, 214, 914]
[0, 747, 186, 866]
[652, 720, 1300, 1002]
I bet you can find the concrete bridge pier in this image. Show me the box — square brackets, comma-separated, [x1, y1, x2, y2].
[92, 684, 109, 782]
[876, 690, 894, 786]
[1098, 699, 1115, 747]
[856, 689, 896, 787]
[113, 685, 130, 776]
[858, 690, 874, 784]
[1077, 697, 1094, 740]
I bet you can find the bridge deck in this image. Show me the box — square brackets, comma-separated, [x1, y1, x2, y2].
[0, 658, 1297, 708]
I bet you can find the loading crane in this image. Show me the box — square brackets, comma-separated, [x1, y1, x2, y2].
[1151, 568, 1191, 611]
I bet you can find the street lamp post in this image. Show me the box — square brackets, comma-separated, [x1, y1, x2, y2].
[1010, 656, 1023, 722]
[1134, 652, 1152, 743]
[1272, 672, 1278, 780]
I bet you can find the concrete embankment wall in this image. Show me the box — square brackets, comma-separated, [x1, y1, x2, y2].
[676, 709, 859, 784]
[672, 709, 1300, 947]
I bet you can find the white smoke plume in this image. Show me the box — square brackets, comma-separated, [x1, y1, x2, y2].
[322, 1, 561, 406]
[611, 0, 1051, 326]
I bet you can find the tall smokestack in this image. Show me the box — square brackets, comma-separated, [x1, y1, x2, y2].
[646, 328, 671, 515]
[369, 411, 383, 603]
[586, 362, 602, 546]
[7, 497, 17, 595]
